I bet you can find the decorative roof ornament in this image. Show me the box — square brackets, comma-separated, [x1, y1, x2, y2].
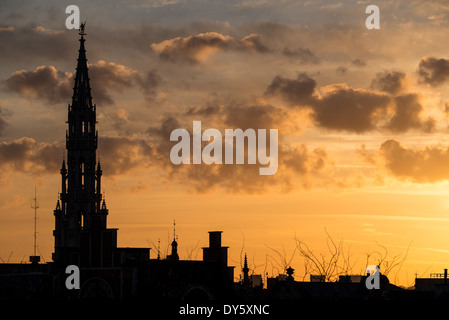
[79, 22, 86, 37]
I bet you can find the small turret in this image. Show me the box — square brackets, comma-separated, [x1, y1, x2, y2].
[168, 220, 179, 261]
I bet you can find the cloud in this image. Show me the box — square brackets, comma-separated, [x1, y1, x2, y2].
[223, 104, 288, 130]
[108, 109, 131, 133]
[264, 73, 317, 106]
[146, 116, 182, 165]
[90, 62, 162, 103]
[151, 32, 234, 64]
[265, 74, 434, 134]
[5, 66, 72, 104]
[238, 34, 271, 53]
[385, 94, 435, 133]
[417, 56, 449, 86]
[143, 105, 330, 194]
[312, 84, 391, 133]
[150, 32, 270, 64]
[186, 100, 301, 135]
[138, 69, 163, 98]
[88, 60, 141, 104]
[265, 75, 391, 133]
[152, 138, 330, 194]
[380, 139, 449, 183]
[282, 47, 320, 64]
[5, 61, 162, 105]
[0, 135, 156, 179]
[0, 137, 63, 175]
[98, 136, 154, 176]
[371, 71, 408, 95]
[351, 58, 366, 67]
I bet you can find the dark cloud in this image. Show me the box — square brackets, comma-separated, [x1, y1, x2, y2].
[186, 104, 222, 117]
[380, 139, 449, 183]
[351, 59, 366, 67]
[224, 104, 287, 130]
[386, 94, 435, 133]
[371, 71, 407, 95]
[5, 65, 72, 104]
[265, 73, 434, 134]
[143, 108, 330, 193]
[178, 142, 329, 194]
[89, 60, 140, 105]
[98, 136, 153, 176]
[150, 32, 271, 65]
[138, 69, 163, 98]
[5, 62, 162, 105]
[417, 56, 449, 86]
[186, 101, 294, 135]
[238, 34, 271, 53]
[146, 116, 182, 162]
[264, 73, 316, 106]
[282, 47, 320, 64]
[90, 62, 162, 103]
[0, 137, 63, 174]
[0, 135, 156, 179]
[312, 84, 391, 133]
[264, 74, 391, 133]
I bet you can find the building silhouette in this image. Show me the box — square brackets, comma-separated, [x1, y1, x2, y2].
[1, 27, 449, 304]
[0, 27, 234, 301]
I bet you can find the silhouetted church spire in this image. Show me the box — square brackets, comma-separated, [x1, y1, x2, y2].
[72, 23, 92, 110]
[242, 253, 250, 285]
[53, 26, 111, 267]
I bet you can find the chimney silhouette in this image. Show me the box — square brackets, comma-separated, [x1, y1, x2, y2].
[203, 231, 228, 266]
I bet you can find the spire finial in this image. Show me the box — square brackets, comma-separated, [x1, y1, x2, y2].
[79, 22, 86, 37]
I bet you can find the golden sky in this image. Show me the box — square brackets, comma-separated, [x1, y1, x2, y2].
[2, 0, 449, 287]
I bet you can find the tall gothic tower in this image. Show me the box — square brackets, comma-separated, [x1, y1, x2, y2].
[53, 25, 115, 267]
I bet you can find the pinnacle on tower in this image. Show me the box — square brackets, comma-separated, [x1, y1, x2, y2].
[242, 253, 249, 285]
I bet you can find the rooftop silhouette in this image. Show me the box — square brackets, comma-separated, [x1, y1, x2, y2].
[0, 27, 449, 305]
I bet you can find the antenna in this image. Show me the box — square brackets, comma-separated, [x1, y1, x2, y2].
[173, 220, 176, 240]
[30, 185, 40, 264]
[157, 238, 160, 260]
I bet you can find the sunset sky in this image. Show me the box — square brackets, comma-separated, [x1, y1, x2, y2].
[3, 0, 449, 287]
